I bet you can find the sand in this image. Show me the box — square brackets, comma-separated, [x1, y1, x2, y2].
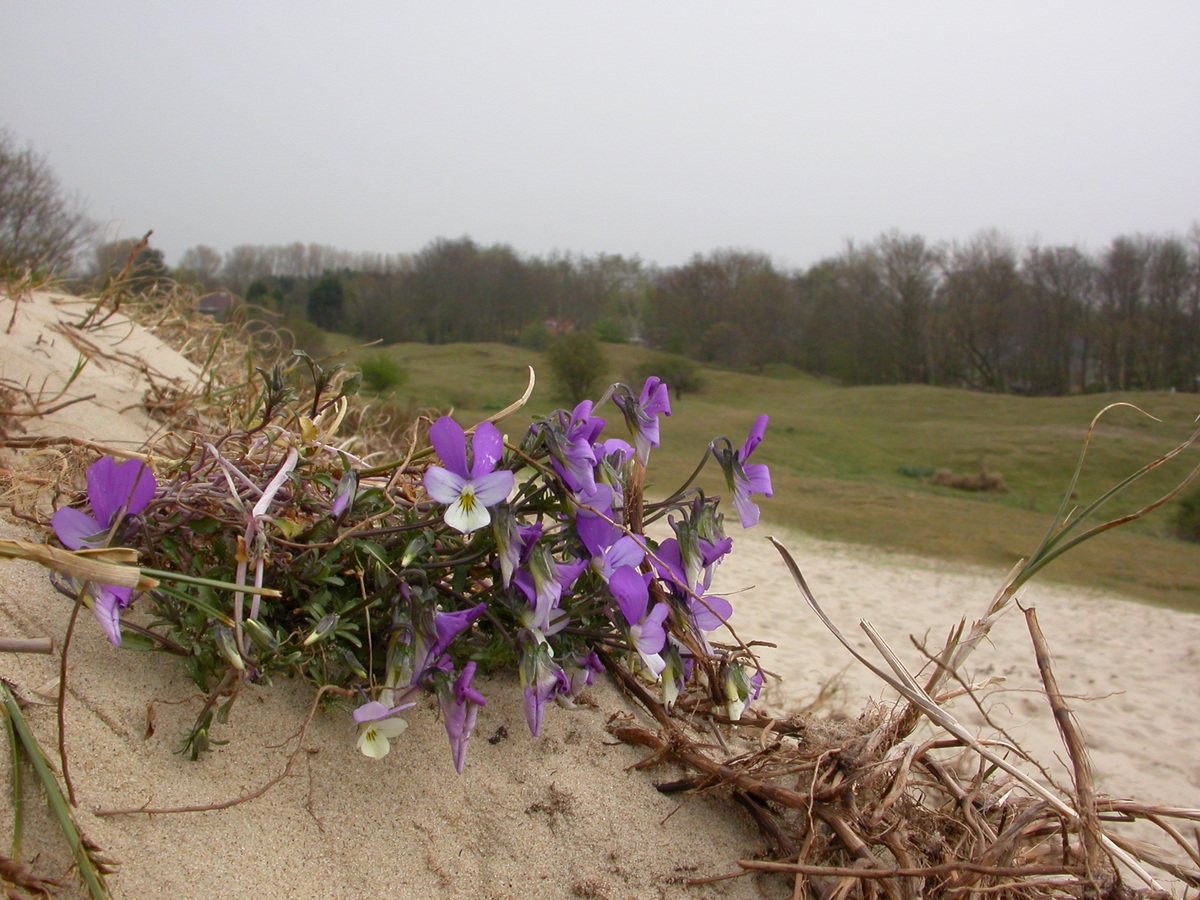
[2, 289, 1198, 899]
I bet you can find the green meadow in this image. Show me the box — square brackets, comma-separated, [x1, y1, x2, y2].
[332, 338, 1200, 613]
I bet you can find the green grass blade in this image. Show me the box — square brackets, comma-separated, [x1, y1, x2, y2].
[0, 683, 111, 899]
[2, 698, 23, 859]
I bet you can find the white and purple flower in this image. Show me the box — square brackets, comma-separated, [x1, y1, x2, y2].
[423, 417, 514, 534]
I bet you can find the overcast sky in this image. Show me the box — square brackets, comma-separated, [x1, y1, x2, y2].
[4, 3, 1198, 270]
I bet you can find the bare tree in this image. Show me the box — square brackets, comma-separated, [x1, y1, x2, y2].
[0, 128, 96, 276]
[177, 244, 224, 289]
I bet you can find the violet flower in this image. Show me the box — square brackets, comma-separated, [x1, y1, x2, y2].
[576, 513, 644, 583]
[51, 457, 156, 646]
[612, 377, 671, 466]
[542, 401, 606, 493]
[722, 662, 764, 722]
[440, 662, 487, 773]
[713, 414, 773, 528]
[513, 543, 585, 636]
[424, 417, 514, 534]
[608, 566, 669, 676]
[411, 602, 488, 683]
[519, 637, 570, 737]
[52, 457, 156, 550]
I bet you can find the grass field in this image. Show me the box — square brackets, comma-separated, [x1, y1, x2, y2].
[329, 336, 1200, 612]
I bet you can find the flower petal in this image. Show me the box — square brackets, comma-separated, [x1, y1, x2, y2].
[88, 458, 156, 526]
[743, 463, 772, 497]
[689, 594, 733, 632]
[609, 566, 648, 626]
[470, 470, 514, 507]
[445, 494, 492, 534]
[469, 422, 504, 479]
[430, 417, 469, 478]
[740, 414, 769, 461]
[52, 507, 104, 550]
[93, 585, 131, 646]
[424, 466, 467, 505]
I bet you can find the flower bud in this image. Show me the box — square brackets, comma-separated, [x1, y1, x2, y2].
[303, 613, 339, 646]
[213, 624, 244, 670]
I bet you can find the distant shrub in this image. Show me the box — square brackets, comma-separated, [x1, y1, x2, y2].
[897, 465, 937, 479]
[929, 468, 1009, 493]
[635, 355, 706, 400]
[357, 353, 407, 394]
[592, 317, 627, 343]
[282, 314, 327, 359]
[1174, 487, 1200, 542]
[547, 332, 607, 403]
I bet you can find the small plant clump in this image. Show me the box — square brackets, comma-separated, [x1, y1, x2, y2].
[929, 467, 1009, 493]
[43, 359, 774, 771]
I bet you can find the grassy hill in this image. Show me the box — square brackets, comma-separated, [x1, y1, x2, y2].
[331, 337, 1200, 612]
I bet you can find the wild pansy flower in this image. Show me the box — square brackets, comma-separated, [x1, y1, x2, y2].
[686, 593, 734, 633]
[575, 511, 644, 583]
[540, 401, 605, 493]
[594, 437, 635, 503]
[52, 456, 156, 550]
[439, 661, 486, 773]
[513, 543, 585, 636]
[423, 417, 514, 534]
[330, 469, 356, 519]
[608, 566, 669, 677]
[410, 602, 488, 684]
[519, 636, 570, 737]
[353, 699, 417, 759]
[52, 457, 156, 647]
[721, 662, 764, 722]
[611, 377, 671, 466]
[652, 535, 730, 595]
[712, 414, 773, 528]
[561, 650, 604, 699]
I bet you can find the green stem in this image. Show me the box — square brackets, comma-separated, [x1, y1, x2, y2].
[138, 567, 281, 597]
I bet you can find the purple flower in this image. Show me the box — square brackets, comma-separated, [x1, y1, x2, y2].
[513, 543, 585, 635]
[562, 650, 604, 697]
[519, 638, 570, 737]
[652, 536, 730, 594]
[440, 662, 487, 773]
[686, 593, 733, 633]
[52, 457, 156, 550]
[424, 418, 514, 534]
[412, 602, 488, 682]
[330, 469, 356, 518]
[576, 513, 644, 582]
[612, 377, 671, 466]
[608, 566, 669, 676]
[542, 401, 606, 493]
[92, 585, 134, 647]
[51, 457, 156, 646]
[714, 415, 773, 528]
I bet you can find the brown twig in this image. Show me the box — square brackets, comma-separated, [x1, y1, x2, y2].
[1023, 605, 1106, 887]
[0, 636, 54, 654]
[93, 684, 352, 817]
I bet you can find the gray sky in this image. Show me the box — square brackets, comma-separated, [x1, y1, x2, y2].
[4, 3, 1198, 269]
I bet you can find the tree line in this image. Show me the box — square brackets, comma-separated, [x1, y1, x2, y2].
[171, 227, 1200, 395]
[5, 127, 1199, 396]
